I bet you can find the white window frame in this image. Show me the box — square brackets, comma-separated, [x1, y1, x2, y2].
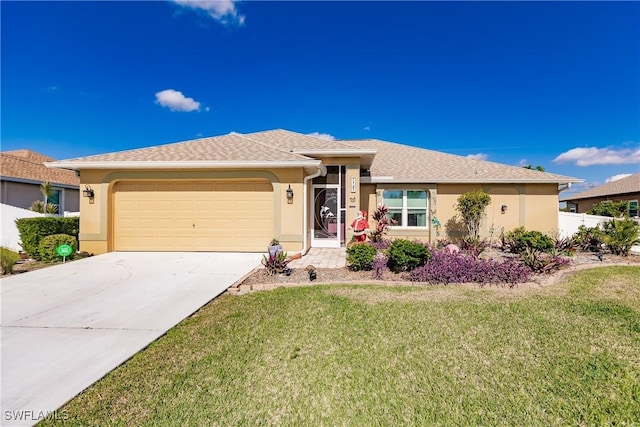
[383, 189, 429, 228]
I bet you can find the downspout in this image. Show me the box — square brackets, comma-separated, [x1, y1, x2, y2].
[558, 182, 572, 193]
[302, 165, 327, 255]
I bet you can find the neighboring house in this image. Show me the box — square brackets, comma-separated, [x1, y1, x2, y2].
[47, 129, 582, 254]
[1, 149, 80, 213]
[561, 173, 640, 217]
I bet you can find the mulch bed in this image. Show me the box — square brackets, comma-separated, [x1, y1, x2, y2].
[236, 251, 640, 291]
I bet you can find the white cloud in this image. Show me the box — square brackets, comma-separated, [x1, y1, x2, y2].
[605, 173, 632, 183]
[171, 0, 245, 25]
[467, 153, 489, 161]
[553, 145, 640, 166]
[308, 132, 336, 141]
[155, 89, 201, 112]
[363, 126, 371, 131]
[517, 159, 528, 167]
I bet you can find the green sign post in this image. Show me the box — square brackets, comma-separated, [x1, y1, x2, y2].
[56, 244, 73, 262]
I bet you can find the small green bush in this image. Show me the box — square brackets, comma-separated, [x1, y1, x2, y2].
[1, 247, 20, 275]
[387, 239, 431, 273]
[15, 216, 79, 260]
[346, 243, 378, 271]
[38, 234, 77, 262]
[502, 227, 554, 254]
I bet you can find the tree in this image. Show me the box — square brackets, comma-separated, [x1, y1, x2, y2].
[40, 181, 54, 207]
[587, 200, 629, 218]
[455, 190, 491, 239]
[523, 165, 545, 172]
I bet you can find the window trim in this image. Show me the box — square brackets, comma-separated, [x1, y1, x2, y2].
[383, 189, 429, 228]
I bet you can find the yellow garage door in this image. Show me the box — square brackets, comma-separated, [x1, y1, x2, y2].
[114, 180, 273, 252]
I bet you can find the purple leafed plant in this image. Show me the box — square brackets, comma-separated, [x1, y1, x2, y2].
[372, 253, 389, 280]
[406, 250, 531, 287]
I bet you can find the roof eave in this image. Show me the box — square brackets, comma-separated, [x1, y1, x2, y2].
[362, 177, 584, 184]
[45, 160, 322, 171]
[292, 149, 377, 156]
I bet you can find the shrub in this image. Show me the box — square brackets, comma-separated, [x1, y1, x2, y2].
[38, 234, 77, 263]
[519, 248, 571, 274]
[372, 253, 389, 280]
[587, 200, 629, 218]
[455, 190, 491, 239]
[1, 247, 20, 275]
[406, 250, 531, 287]
[572, 225, 605, 252]
[347, 243, 378, 271]
[502, 227, 554, 254]
[601, 218, 640, 256]
[262, 250, 290, 275]
[387, 239, 430, 273]
[460, 236, 490, 259]
[369, 205, 396, 242]
[15, 216, 79, 260]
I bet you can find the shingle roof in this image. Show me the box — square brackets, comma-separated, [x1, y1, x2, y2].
[561, 173, 640, 201]
[344, 138, 581, 183]
[48, 129, 580, 184]
[58, 132, 311, 163]
[243, 129, 363, 152]
[1, 150, 79, 186]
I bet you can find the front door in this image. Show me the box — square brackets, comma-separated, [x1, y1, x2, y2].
[311, 185, 340, 248]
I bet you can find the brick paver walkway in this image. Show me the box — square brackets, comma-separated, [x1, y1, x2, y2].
[287, 247, 347, 269]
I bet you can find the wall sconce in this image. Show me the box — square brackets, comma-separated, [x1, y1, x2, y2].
[82, 185, 94, 198]
[501, 204, 508, 214]
[286, 184, 294, 204]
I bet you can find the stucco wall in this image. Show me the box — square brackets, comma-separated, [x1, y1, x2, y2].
[0, 180, 79, 213]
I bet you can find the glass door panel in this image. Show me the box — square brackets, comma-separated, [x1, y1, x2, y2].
[311, 185, 340, 247]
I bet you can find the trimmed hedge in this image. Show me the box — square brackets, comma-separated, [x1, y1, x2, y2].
[387, 239, 431, 273]
[38, 234, 77, 262]
[346, 243, 378, 271]
[15, 217, 79, 260]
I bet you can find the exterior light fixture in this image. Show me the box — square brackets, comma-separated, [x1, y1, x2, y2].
[286, 185, 294, 203]
[82, 185, 94, 198]
[501, 204, 508, 214]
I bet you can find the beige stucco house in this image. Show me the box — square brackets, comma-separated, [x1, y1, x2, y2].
[47, 129, 581, 254]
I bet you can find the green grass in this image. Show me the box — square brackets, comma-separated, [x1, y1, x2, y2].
[41, 266, 640, 426]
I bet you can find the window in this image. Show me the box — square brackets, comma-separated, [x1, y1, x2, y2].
[383, 190, 428, 227]
[629, 200, 639, 218]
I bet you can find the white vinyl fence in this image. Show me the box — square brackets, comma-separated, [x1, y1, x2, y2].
[1, 203, 80, 252]
[1, 204, 45, 252]
[557, 212, 611, 239]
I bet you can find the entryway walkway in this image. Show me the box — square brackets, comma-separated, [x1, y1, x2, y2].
[287, 247, 347, 269]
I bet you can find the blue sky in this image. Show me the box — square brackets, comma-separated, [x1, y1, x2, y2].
[2, 1, 639, 197]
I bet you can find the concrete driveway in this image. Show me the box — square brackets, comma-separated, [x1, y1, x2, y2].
[1, 252, 261, 426]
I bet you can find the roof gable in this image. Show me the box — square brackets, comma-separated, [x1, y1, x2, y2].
[0, 149, 79, 186]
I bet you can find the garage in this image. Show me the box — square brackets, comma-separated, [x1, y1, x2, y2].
[113, 180, 273, 252]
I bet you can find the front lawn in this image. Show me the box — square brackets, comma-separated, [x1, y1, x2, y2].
[42, 266, 640, 426]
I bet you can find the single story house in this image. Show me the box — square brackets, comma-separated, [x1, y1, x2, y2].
[47, 129, 581, 254]
[1, 149, 80, 213]
[561, 173, 639, 217]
